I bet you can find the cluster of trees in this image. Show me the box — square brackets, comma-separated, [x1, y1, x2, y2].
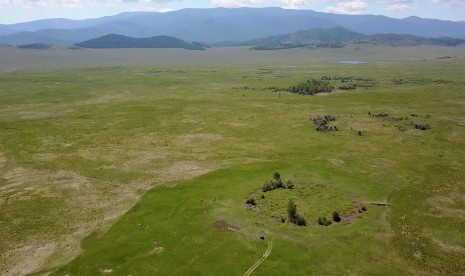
[251, 42, 344, 51]
[262, 172, 294, 192]
[287, 79, 334, 95]
[232, 86, 257, 91]
[392, 78, 452, 85]
[369, 111, 389, 118]
[17, 43, 51, 49]
[369, 112, 431, 131]
[321, 76, 377, 90]
[369, 112, 407, 121]
[321, 76, 374, 82]
[312, 115, 339, 132]
[338, 84, 357, 90]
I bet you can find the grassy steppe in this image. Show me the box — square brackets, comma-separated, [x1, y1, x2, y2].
[0, 46, 464, 275]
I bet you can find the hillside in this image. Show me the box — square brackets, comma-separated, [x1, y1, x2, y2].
[233, 27, 367, 49]
[365, 33, 465, 46]
[228, 27, 465, 50]
[75, 34, 205, 50]
[0, 8, 464, 45]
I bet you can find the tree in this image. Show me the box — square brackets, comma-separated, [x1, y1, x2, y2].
[287, 199, 297, 220]
[273, 172, 281, 180]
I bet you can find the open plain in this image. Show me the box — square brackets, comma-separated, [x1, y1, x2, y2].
[1, 45, 464, 275]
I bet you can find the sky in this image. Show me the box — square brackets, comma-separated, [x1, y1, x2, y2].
[1, 0, 464, 24]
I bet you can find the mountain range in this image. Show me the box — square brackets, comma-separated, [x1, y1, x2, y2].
[1, 8, 465, 45]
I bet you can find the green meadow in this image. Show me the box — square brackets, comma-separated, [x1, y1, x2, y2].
[0, 46, 464, 275]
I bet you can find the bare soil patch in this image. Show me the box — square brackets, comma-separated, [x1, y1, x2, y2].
[212, 220, 239, 231]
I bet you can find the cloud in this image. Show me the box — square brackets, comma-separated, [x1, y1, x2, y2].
[211, 0, 308, 8]
[0, 0, 178, 8]
[211, 0, 267, 7]
[280, 0, 308, 9]
[383, 0, 413, 11]
[431, 0, 464, 6]
[325, 0, 368, 14]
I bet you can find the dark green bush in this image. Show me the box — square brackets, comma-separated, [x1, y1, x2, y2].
[332, 211, 341, 222]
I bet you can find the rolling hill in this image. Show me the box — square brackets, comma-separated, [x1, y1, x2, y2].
[74, 34, 205, 50]
[232, 27, 367, 49]
[0, 8, 464, 45]
[227, 27, 465, 49]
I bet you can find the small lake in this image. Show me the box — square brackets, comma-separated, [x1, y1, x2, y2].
[329, 60, 367, 64]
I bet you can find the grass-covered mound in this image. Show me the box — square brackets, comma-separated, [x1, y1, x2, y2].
[246, 172, 356, 227]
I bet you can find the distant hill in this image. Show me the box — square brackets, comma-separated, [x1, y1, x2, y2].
[0, 8, 464, 45]
[230, 27, 366, 49]
[17, 43, 51, 49]
[75, 34, 205, 50]
[226, 27, 465, 50]
[364, 33, 465, 47]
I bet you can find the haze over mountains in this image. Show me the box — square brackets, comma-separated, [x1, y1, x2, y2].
[1, 7, 465, 45]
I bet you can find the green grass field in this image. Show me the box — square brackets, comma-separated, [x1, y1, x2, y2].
[1, 46, 464, 275]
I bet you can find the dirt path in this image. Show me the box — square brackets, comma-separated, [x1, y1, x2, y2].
[243, 239, 273, 276]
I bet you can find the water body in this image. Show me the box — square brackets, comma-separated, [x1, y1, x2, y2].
[330, 60, 367, 64]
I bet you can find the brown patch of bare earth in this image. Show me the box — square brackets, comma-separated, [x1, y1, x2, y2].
[212, 220, 239, 231]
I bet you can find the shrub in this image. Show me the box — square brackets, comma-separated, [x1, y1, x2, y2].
[295, 214, 307, 226]
[246, 198, 256, 206]
[273, 178, 284, 189]
[262, 180, 273, 192]
[312, 115, 338, 133]
[285, 180, 294, 189]
[332, 211, 341, 222]
[317, 216, 332, 226]
[413, 123, 430, 130]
